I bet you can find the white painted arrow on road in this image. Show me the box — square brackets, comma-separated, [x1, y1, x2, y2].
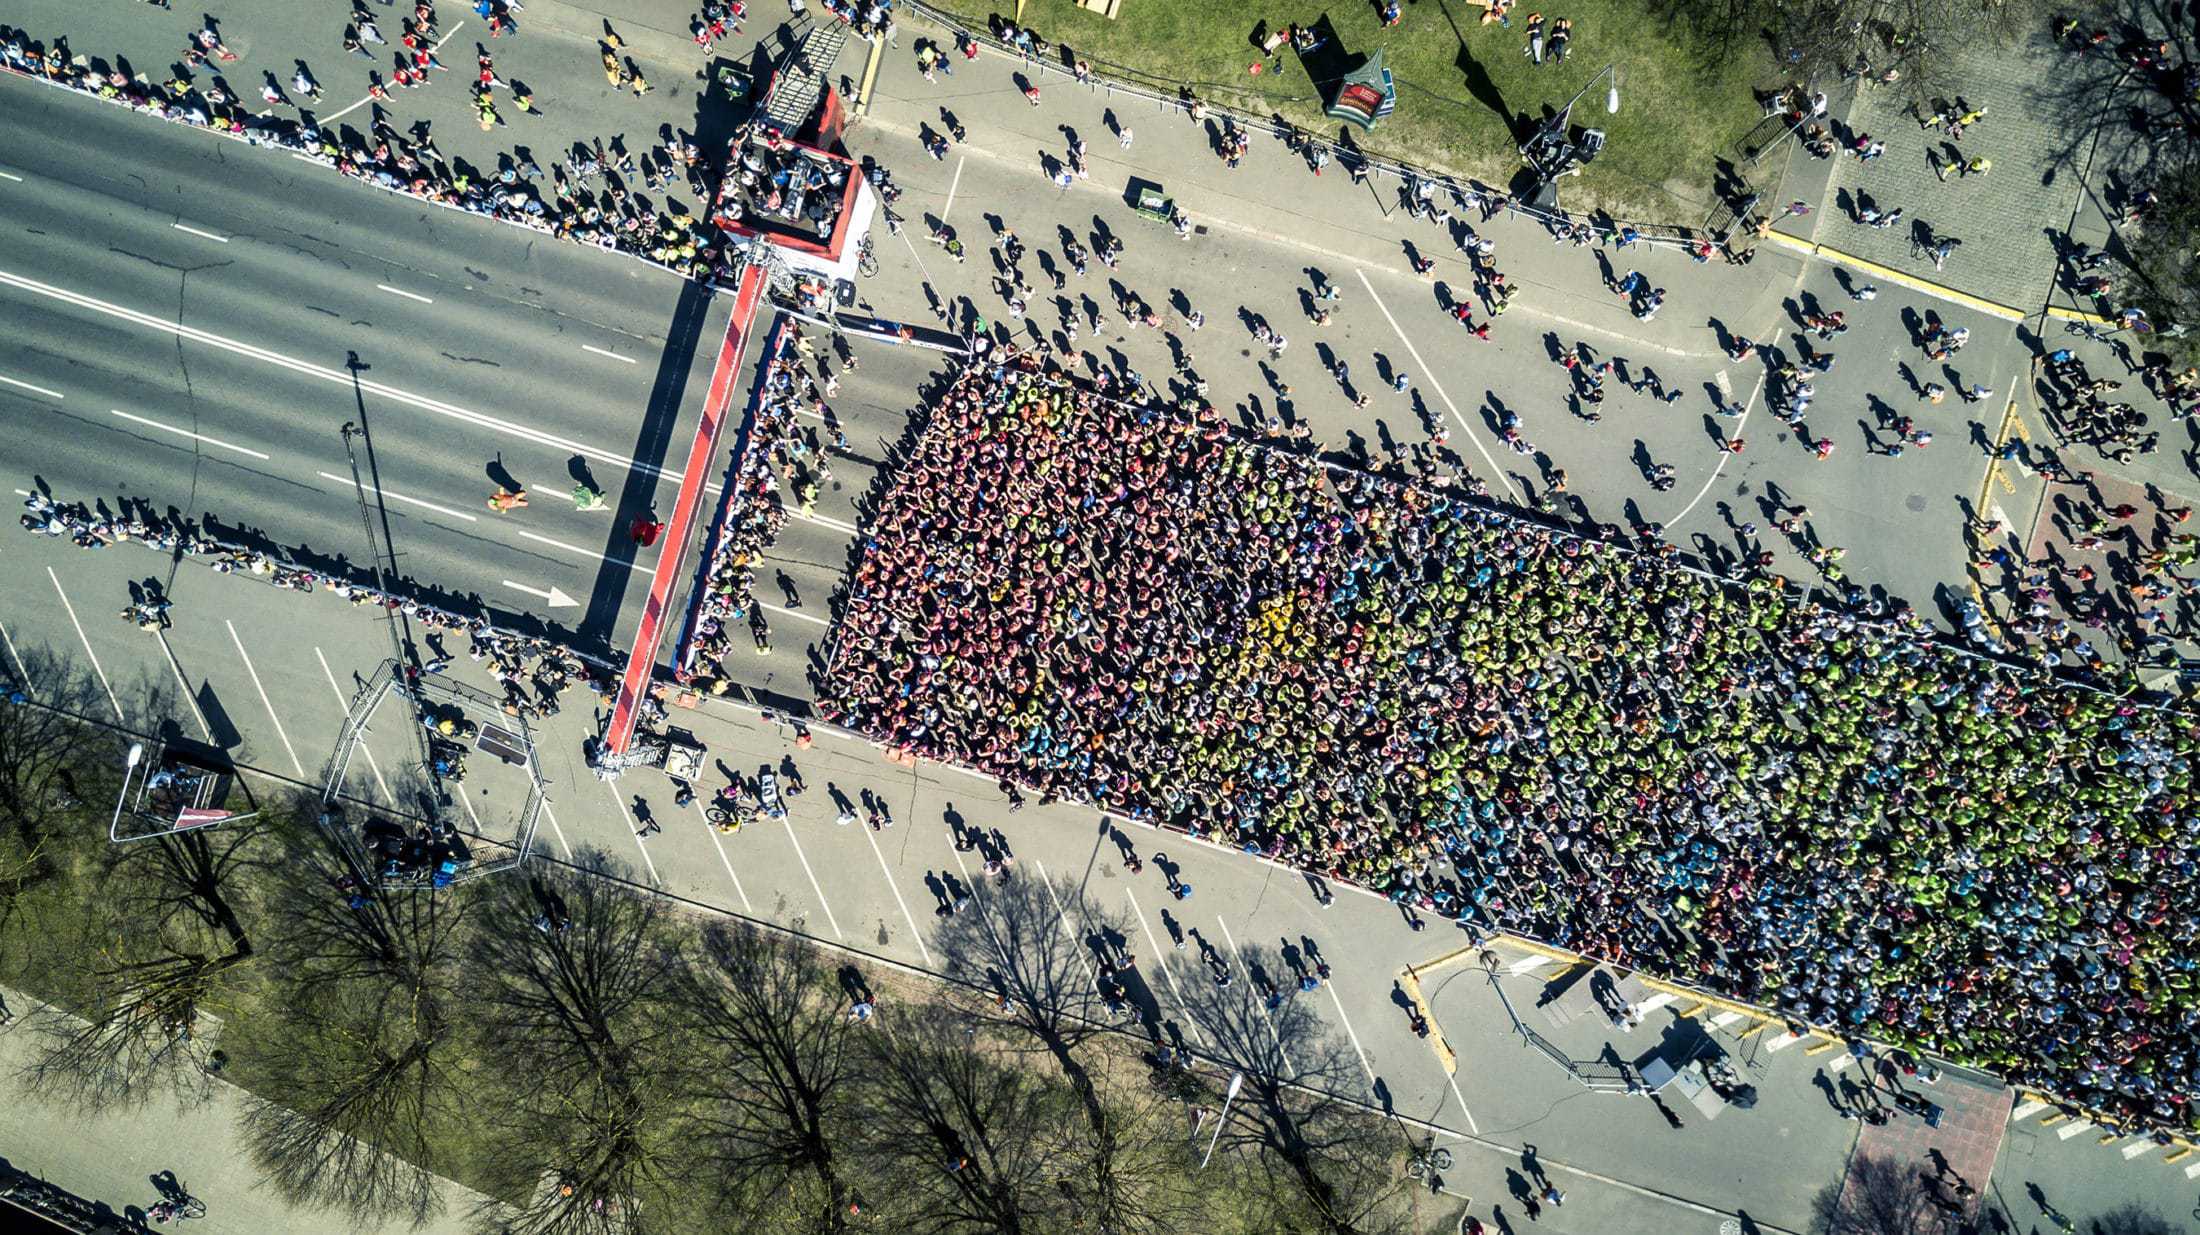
[503, 580, 578, 608]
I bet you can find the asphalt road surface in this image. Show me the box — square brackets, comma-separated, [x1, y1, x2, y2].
[0, 70, 730, 652]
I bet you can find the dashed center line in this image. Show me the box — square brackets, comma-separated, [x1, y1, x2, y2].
[0, 373, 64, 399]
[315, 471, 479, 522]
[581, 344, 638, 365]
[171, 222, 230, 243]
[111, 409, 270, 460]
[0, 170, 23, 183]
[513, 528, 620, 563]
[375, 283, 435, 305]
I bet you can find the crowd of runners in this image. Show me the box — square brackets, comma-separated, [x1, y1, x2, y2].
[686, 324, 856, 672]
[0, 21, 730, 281]
[18, 488, 610, 720]
[822, 353, 2200, 1137]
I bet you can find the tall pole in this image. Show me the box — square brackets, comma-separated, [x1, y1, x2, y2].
[1199, 1072, 1244, 1169]
[340, 410, 441, 804]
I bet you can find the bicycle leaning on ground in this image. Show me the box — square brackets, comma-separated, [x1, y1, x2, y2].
[147, 1194, 207, 1224]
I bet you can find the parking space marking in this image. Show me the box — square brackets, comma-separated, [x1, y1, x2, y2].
[226, 619, 304, 775]
[857, 817, 934, 967]
[1215, 914, 1296, 1078]
[535, 799, 575, 861]
[0, 615, 34, 699]
[155, 632, 212, 740]
[1355, 268, 1519, 499]
[777, 814, 845, 941]
[1323, 975, 1377, 1090]
[314, 647, 393, 803]
[1031, 858, 1101, 989]
[47, 567, 122, 722]
[1124, 887, 1206, 1048]
[603, 782, 664, 887]
[686, 803, 753, 914]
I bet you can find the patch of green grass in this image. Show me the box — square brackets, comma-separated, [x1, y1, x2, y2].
[939, 0, 1774, 216]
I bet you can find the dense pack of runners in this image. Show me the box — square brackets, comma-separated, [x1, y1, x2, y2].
[822, 352, 2200, 1137]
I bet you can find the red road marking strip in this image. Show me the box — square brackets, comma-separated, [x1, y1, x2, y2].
[606, 265, 766, 754]
[675, 316, 795, 678]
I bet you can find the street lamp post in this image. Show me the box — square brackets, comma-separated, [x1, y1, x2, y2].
[1520, 63, 1620, 192]
[109, 742, 144, 835]
[1199, 1072, 1245, 1169]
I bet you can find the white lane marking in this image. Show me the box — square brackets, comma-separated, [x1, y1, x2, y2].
[762, 602, 829, 628]
[1667, 369, 1764, 526]
[110, 409, 271, 460]
[0, 373, 63, 399]
[1124, 887, 1206, 1048]
[314, 471, 479, 521]
[0, 170, 22, 182]
[580, 344, 637, 365]
[791, 508, 859, 535]
[291, 153, 323, 164]
[47, 567, 122, 722]
[513, 528, 619, 563]
[604, 781, 665, 886]
[324, 20, 465, 121]
[537, 798, 576, 861]
[942, 154, 965, 218]
[454, 776, 490, 835]
[376, 283, 434, 305]
[1215, 914, 1296, 1077]
[686, 801, 753, 913]
[778, 813, 845, 940]
[1355, 268, 1520, 498]
[226, 620, 305, 775]
[856, 815, 934, 967]
[314, 646, 394, 804]
[0, 616, 37, 700]
[501, 580, 578, 608]
[1030, 858, 1100, 989]
[0, 268, 664, 478]
[1445, 1064, 1480, 1135]
[155, 632, 213, 740]
[171, 223, 230, 243]
[1322, 977, 1377, 1090]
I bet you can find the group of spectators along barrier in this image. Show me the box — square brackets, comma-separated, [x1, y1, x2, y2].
[820, 350, 2200, 1140]
[0, 24, 735, 286]
[18, 489, 616, 717]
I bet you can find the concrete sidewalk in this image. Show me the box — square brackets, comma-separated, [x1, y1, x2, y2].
[0, 986, 495, 1235]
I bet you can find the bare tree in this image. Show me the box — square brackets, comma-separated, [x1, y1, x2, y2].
[928, 871, 1201, 1233]
[240, 815, 474, 1226]
[1808, 1153, 1964, 1235]
[670, 919, 862, 1232]
[1748, 0, 2039, 97]
[1181, 943, 1407, 1235]
[852, 1003, 1081, 1233]
[466, 849, 684, 1235]
[0, 652, 124, 985]
[17, 796, 271, 1111]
